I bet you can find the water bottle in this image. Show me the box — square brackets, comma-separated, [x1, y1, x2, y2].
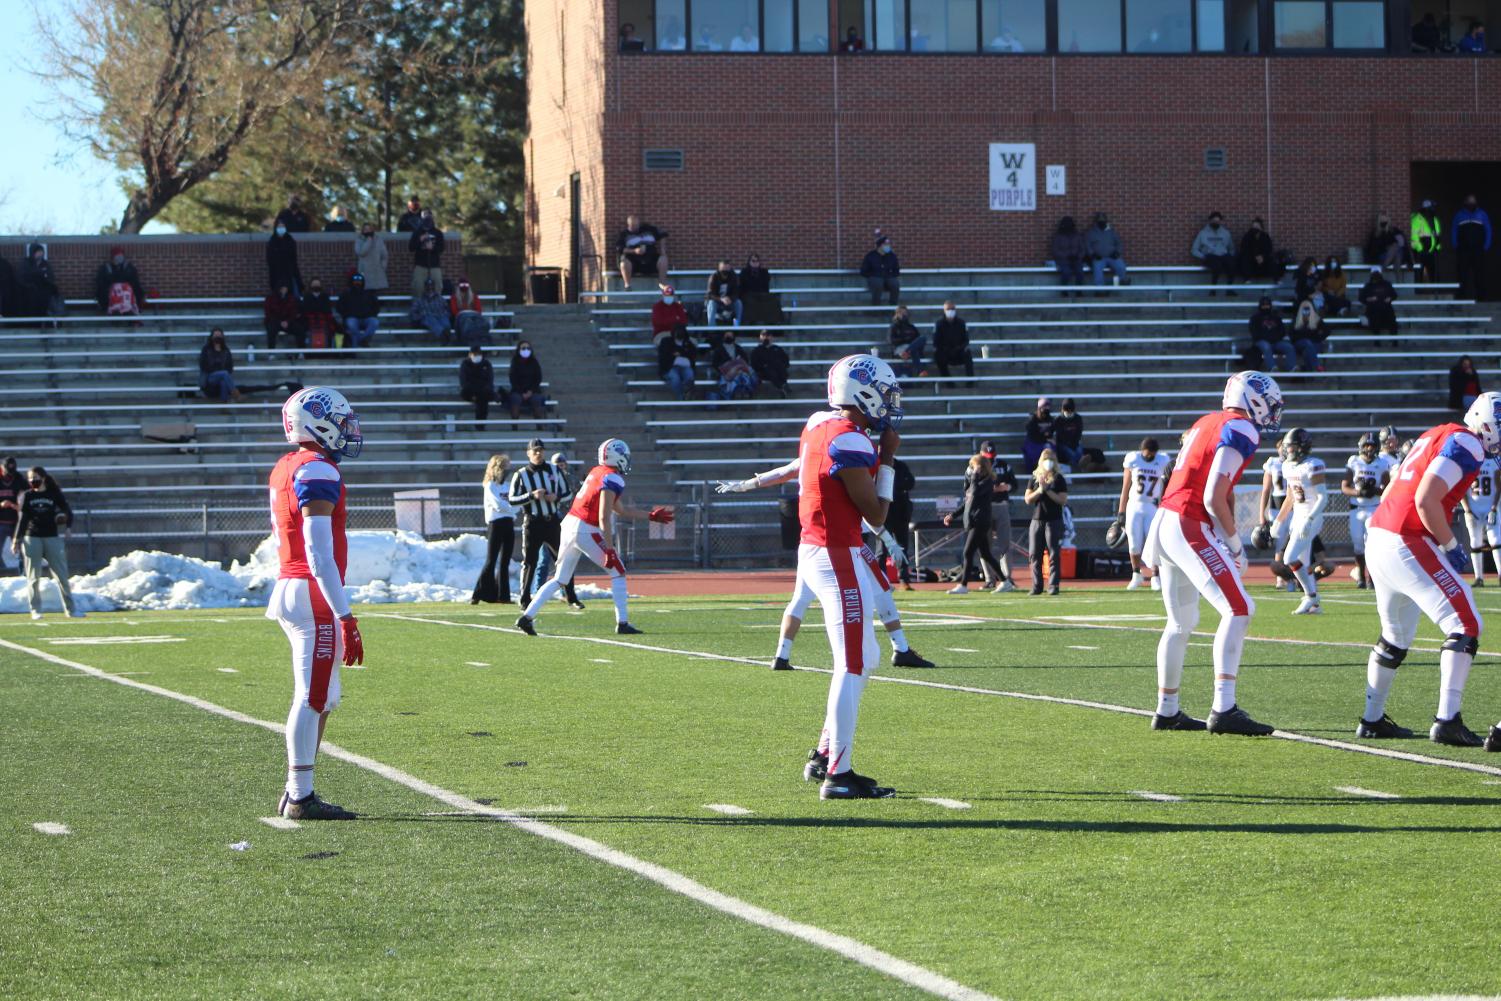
[248, 345, 256, 363]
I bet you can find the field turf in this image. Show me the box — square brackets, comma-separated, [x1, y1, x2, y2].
[4, 580, 1501, 1001]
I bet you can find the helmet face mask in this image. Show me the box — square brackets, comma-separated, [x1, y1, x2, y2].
[827, 354, 903, 432]
[1358, 432, 1377, 459]
[1222, 370, 1283, 433]
[282, 387, 362, 462]
[1463, 392, 1501, 457]
[1281, 427, 1312, 462]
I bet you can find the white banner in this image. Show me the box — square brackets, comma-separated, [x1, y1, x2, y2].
[988, 143, 1036, 211]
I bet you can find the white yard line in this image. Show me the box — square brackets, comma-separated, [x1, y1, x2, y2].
[704, 804, 754, 816]
[0, 636, 1000, 1001]
[920, 797, 972, 810]
[1066, 645, 1099, 651]
[32, 821, 71, 835]
[259, 816, 301, 830]
[1129, 791, 1184, 803]
[1334, 786, 1401, 800]
[44, 636, 184, 645]
[216, 667, 239, 673]
[465, 661, 491, 667]
[945, 648, 979, 654]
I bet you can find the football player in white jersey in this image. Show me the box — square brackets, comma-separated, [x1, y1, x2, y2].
[1273, 427, 1328, 614]
[1255, 439, 1296, 591]
[1341, 432, 1391, 589]
[1459, 455, 1501, 586]
[1114, 437, 1173, 590]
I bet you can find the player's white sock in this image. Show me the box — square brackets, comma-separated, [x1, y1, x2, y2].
[816, 727, 829, 756]
[610, 576, 629, 624]
[823, 670, 868, 776]
[1211, 614, 1250, 712]
[522, 576, 562, 619]
[1292, 567, 1317, 600]
[284, 699, 320, 799]
[886, 627, 909, 653]
[1363, 654, 1397, 721]
[1472, 551, 1486, 578]
[776, 637, 794, 661]
[1212, 676, 1237, 713]
[1437, 648, 1474, 720]
[1156, 691, 1180, 717]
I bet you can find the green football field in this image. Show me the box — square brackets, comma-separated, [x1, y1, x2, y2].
[4, 581, 1501, 1001]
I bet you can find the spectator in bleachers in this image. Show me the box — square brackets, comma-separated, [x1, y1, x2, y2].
[1191, 211, 1238, 293]
[1453, 193, 1492, 300]
[708, 330, 758, 400]
[651, 285, 688, 342]
[94, 246, 145, 315]
[1050, 216, 1086, 291]
[1290, 299, 1324, 370]
[841, 26, 865, 51]
[619, 21, 646, 51]
[933, 301, 974, 379]
[616, 215, 670, 288]
[198, 328, 241, 402]
[1237, 217, 1277, 281]
[1459, 21, 1487, 52]
[274, 195, 311, 233]
[1246, 295, 1295, 371]
[409, 211, 445, 295]
[1358, 266, 1399, 334]
[301, 278, 336, 350]
[750, 329, 789, 397]
[1412, 12, 1442, 51]
[1449, 355, 1483, 412]
[508, 340, 548, 424]
[0, 256, 15, 318]
[338, 273, 380, 349]
[355, 222, 390, 291]
[1023, 447, 1068, 596]
[1411, 199, 1442, 283]
[860, 235, 901, 305]
[12, 466, 80, 619]
[1086, 212, 1128, 285]
[739, 253, 771, 298]
[409, 277, 453, 342]
[460, 345, 497, 428]
[705, 260, 743, 326]
[1023, 397, 1054, 468]
[1053, 398, 1084, 467]
[888, 304, 925, 375]
[17, 243, 61, 317]
[1318, 257, 1351, 315]
[324, 206, 354, 232]
[263, 284, 306, 351]
[739, 253, 781, 326]
[0, 456, 23, 577]
[450, 280, 490, 344]
[473, 454, 516, 604]
[944, 452, 1005, 595]
[1365, 214, 1407, 270]
[658, 323, 698, 399]
[1294, 256, 1322, 306]
[266, 225, 302, 295]
[397, 195, 424, 233]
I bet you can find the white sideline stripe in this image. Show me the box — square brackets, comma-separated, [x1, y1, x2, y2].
[589, 658, 614, 664]
[259, 816, 301, 830]
[465, 661, 491, 667]
[32, 821, 71, 835]
[920, 797, 972, 810]
[1129, 790, 1184, 803]
[1335, 786, 1401, 800]
[946, 647, 979, 654]
[1066, 645, 1099, 651]
[45, 635, 184, 645]
[0, 636, 999, 1001]
[371, 614, 1501, 780]
[216, 667, 238, 673]
[705, 804, 753, 816]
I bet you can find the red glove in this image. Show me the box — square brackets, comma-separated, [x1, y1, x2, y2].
[649, 505, 675, 524]
[602, 547, 626, 574]
[339, 615, 364, 666]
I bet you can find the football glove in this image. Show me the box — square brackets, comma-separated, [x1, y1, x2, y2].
[1224, 536, 1249, 574]
[1358, 478, 1380, 499]
[715, 479, 756, 493]
[649, 505, 675, 524]
[1444, 541, 1471, 576]
[1103, 516, 1126, 550]
[339, 615, 364, 666]
[879, 530, 906, 568]
[1249, 521, 1272, 551]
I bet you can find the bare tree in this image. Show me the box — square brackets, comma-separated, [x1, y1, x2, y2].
[32, 0, 366, 233]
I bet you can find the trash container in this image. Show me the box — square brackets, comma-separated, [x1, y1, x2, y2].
[527, 266, 563, 304]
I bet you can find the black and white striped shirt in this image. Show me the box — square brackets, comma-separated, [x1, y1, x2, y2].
[507, 463, 572, 520]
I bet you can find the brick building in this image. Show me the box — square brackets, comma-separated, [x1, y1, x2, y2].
[526, 0, 1501, 293]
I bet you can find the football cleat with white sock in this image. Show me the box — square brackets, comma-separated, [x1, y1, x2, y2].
[1126, 573, 1143, 590]
[1292, 595, 1322, 615]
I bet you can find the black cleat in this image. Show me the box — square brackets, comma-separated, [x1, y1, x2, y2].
[771, 657, 793, 671]
[803, 748, 828, 782]
[514, 614, 536, 636]
[1152, 710, 1207, 731]
[1485, 725, 1501, 752]
[1430, 713, 1484, 747]
[615, 622, 642, 635]
[1356, 713, 1414, 739]
[820, 770, 896, 799]
[1207, 704, 1275, 736]
[277, 791, 356, 821]
[892, 648, 935, 668]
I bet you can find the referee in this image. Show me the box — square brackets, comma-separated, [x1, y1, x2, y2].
[509, 438, 580, 608]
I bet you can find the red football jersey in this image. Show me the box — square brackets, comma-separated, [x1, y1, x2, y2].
[1370, 423, 1485, 538]
[269, 449, 347, 580]
[1159, 411, 1260, 526]
[569, 464, 626, 527]
[797, 411, 877, 547]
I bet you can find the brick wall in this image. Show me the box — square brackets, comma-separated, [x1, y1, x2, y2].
[526, 25, 1501, 273]
[0, 232, 465, 301]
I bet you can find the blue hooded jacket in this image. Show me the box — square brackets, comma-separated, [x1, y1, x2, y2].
[1453, 205, 1493, 252]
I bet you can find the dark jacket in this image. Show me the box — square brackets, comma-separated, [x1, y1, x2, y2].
[460, 356, 495, 398]
[409, 227, 446, 267]
[199, 339, 234, 376]
[889, 457, 917, 526]
[1050, 231, 1085, 263]
[1449, 362, 1483, 411]
[1028, 472, 1069, 521]
[1453, 206, 1494, 253]
[323, 219, 355, 233]
[1054, 413, 1083, 450]
[961, 468, 995, 529]
[337, 288, 380, 321]
[658, 333, 697, 378]
[991, 459, 1017, 505]
[739, 265, 772, 297]
[1359, 275, 1398, 330]
[509, 353, 544, 395]
[0, 257, 15, 317]
[1248, 307, 1287, 342]
[264, 291, 303, 330]
[14, 485, 72, 539]
[17, 247, 59, 316]
[1085, 224, 1122, 260]
[934, 315, 969, 356]
[301, 290, 335, 317]
[397, 209, 425, 233]
[706, 269, 740, 301]
[889, 315, 921, 349]
[275, 207, 312, 233]
[750, 341, 789, 386]
[265, 233, 301, 290]
[1365, 222, 1401, 263]
[0, 470, 25, 527]
[710, 338, 750, 372]
[860, 248, 900, 280]
[94, 261, 145, 310]
[1294, 268, 1322, 305]
[1237, 229, 1274, 272]
[1025, 413, 1054, 446]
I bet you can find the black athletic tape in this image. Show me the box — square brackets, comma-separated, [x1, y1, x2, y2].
[1372, 637, 1408, 669]
[1442, 633, 1480, 656]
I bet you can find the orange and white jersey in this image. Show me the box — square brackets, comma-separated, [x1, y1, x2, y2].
[797, 410, 876, 548]
[569, 464, 627, 528]
[269, 449, 347, 581]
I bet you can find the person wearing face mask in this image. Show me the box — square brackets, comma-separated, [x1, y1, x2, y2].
[409, 211, 446, 295]
[933, 301, 974, 380]
[1053, 398, 1084, 467]
[409, 278, 453, 342]
[301, 279, 336, 350]
[657, 324, 699, 399]
[1411, 199, 1442, 284]
[450, 279, 489, 345]
[1191, 211, 1237, 294]
[738, 253, 776, 323]
[1365, 214, 1406, 271]
[708, 330, 757, 400]
[17, 243, 61, 318]
[12, 467, 82, 620]
[860, 235, 901, 306]
[0, 457, 23, 576]
[1318, 257, 1350, 316]
[508, 341, 547, 423]
[323, 205, 354, 232]
[1050, 216, 1086, 292]
[337, 273, 380, 350]
[1358, 266, 1399, 335]
[354, 223, 390, 291]
[94, 245, 145, 315]
[1024, 448, 1069, 596]
[1245, 295, 1294, 372]
[705, 259, 743, 327]
[1293, 256, 1323, 309]
[650, 285, 689, 342]
[1236, 217, 1276, 281]
[274, 195, 312, 233]
[1022, 396, 1055, 468]
[1453, 193, 1492, 300]
[199, 328, 242, 402]
[750, 329, 790, 396]
[266, 224, 302, 295]
[459, 346, 497, 429]
[1085, 212, 1128, 286]
[264, 283, 307, 352]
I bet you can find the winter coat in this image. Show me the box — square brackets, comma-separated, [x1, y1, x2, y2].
[1453, 206, 1493, 253]
[889, 316, 921, 349]
[1085, 224, 1123, 260]
[934, 316, 969, 355]
[263, 292, 302, 329]
[509, 353, 544, 395]
[651, 300, 689, 338]
[750, 341, 789, 385]
[409, 292, 450, 330]
[1359, 276, 1398, 330]
[1449, 363, 1483, 411]
[710, 339, 750, 373]
[860, 248, 901, 280]
[459, 357, 495, 398]
[657, 334, 697, 378]
[199, 339, 234, 376]
[397, 209, 425, 233]
[1248, 308, 1288, 342]
[1191, 224, 1235, 259]
[17, 247, 59, 316]
[408, 227, 446, 268]
[354, 234, 390, 290]
[94, 261, 144, 311]
[1050, 231, 1085, 263]
[739, 266, 772, 297]
[265, 233, 302, 290]
[337, 288, 380, 321]
[449, 291, 484, 317]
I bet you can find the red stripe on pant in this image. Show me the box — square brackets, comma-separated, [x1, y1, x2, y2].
[1182, 517, 1250, 616]
[827, 545, 866, 676]
[860, 545, 892, 594]
[306, 582, 337, 712]
[1406, 534, 1482, 636]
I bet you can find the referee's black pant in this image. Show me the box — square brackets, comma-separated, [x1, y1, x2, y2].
[519, 515, 578, 606]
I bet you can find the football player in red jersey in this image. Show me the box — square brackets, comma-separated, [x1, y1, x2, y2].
[1143, 371, 1282, 736]
[1359, 393, 1501, 750]
[268, 388, 365, 820]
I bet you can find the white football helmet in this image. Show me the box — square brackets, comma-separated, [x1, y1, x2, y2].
[827, 354, 903, 431]
[1222, 371, 1283, 432]
[282, 387, 362, 461]
[598, 438, 631, 474]
[1464, 392, 1501, 456]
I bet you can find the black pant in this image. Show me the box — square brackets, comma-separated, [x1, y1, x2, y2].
[865, 276, 900, 305]
[519, 515, 577, 605]
[1203, 254, 1236, 286]
[1029, 518, 1062, 592]
[267, 321, 307, 350]
[961, 525, 1002, 585]
[1457, 248, 1486, 300]
[472, 517, 514, 602]
[462, 390, 492, 426]
[935, 347, 974, 378]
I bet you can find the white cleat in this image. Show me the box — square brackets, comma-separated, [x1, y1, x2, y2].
[1126, 573, 1144, 590]
[1150, 575, 1161, 591]
[947, 584, 969, 595]
[992, 580, 1016, 594]
[1292, 596, 1322, 615]
[29, 610, 42, 621]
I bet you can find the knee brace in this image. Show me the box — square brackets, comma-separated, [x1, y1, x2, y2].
[1371, 637, 1408, 670]
[1442, 633, 1480, 656]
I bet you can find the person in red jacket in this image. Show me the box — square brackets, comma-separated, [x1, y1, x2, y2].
[651, 285, 688, 342]
[264, 284, 306, 351]
[448, 279, 489, 344]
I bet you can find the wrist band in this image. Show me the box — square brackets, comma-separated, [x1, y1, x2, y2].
[875, 464, 895, 502]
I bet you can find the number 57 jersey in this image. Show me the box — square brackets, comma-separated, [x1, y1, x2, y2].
[1370, 423, 1485, 540]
